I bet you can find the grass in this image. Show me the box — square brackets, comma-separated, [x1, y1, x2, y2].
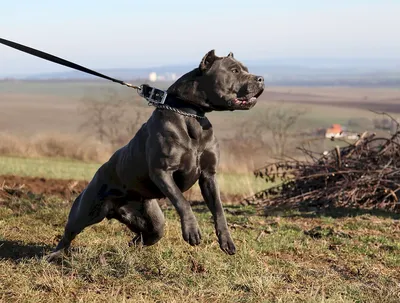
[2, 81, 400, 301]
[0, 156, 100, 181]
[0, 193, 399, 302]
[0, 155, 268, 196]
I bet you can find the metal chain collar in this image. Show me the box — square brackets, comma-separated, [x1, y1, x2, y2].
[147, 101, 207, 119]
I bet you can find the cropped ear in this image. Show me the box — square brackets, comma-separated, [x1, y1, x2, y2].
[227, 52, 234, 58]
[199, 49, 217, 71]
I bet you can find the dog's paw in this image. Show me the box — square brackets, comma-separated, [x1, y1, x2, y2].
[182, 219, 202, 246]
[45, 250, 63, 263]
[218, 233, 236, 255]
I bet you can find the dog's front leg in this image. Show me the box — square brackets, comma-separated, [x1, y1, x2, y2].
[199, 171, 236, 255]
[150, 169, 201, 246]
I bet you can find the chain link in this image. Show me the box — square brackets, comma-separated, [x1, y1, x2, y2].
[148, 101, 206, 119]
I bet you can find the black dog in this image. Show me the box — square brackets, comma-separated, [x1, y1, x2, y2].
[47, 50, 264, 261]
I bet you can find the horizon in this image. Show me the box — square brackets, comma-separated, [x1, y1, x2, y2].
[2, 56, 400, 83]
[1, 1, 400, 77]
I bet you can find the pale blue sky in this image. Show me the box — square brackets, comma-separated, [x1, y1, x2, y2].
[1, 0, 399, 76]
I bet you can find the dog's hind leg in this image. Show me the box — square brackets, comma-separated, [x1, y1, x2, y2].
[138, 199, 165, 246]
[118, 199, 165, 247]
[46, 182, 109, 262]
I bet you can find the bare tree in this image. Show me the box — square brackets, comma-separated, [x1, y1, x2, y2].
[231, 104, 307, 158]
[232, 120, 271, 152]
[259, 104, 307, 157]
[78, 89, 144, 149]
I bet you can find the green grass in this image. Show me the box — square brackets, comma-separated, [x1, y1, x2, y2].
[0, 194, 399, 303]
[0, 156, 100, 181]
[0, 156, 268, 196]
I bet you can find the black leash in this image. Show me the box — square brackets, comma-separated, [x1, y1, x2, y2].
[0, 37, 206, 119]
[0, 37, 140, 89]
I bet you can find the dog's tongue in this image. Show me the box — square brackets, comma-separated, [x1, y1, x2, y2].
[233, 96, 257, 105]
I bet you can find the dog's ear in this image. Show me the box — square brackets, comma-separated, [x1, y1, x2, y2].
[200, 49, 217, 71]
[227, 52, 234, 58]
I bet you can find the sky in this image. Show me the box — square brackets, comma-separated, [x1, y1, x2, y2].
[1, 0, 400, 76]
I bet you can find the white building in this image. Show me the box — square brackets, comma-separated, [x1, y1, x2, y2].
[149, 72, 157, 82]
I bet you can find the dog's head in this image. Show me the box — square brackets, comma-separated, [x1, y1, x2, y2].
[167, 50, 265, 112]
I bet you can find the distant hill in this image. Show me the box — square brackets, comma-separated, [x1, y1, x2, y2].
[3, 58, 400, 87]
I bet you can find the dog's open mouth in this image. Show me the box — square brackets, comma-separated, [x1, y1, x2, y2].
[232, 89, 264, 109]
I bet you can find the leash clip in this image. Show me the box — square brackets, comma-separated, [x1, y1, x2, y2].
[138, 84, 167, 104]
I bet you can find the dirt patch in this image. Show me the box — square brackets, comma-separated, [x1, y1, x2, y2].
[0, 175, 245, 206]
[0, 175, 88, 199]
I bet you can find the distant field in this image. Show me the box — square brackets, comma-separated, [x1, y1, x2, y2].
[0, 80, 149, 97]
[1, 80, 400, 100]
[1, 80, 399, 136]
[0, 80, 399, 172]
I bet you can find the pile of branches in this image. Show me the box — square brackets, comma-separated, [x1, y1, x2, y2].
[245, 128, 400, 213]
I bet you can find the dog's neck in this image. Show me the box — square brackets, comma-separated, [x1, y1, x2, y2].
[163, 94, 206, 118]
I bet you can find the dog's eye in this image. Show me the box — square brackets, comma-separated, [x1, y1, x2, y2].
[232, 68, 239, 73]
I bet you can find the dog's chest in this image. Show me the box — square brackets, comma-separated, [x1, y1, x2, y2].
[185, 122, 213, 159]
[182, 138, 207, 170]
[173, 122, 213, 189]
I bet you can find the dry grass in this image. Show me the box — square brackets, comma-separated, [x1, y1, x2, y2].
[0, 192, 399, 302]
[0, 132, 113, 163]
[0, 132, 271, 174]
